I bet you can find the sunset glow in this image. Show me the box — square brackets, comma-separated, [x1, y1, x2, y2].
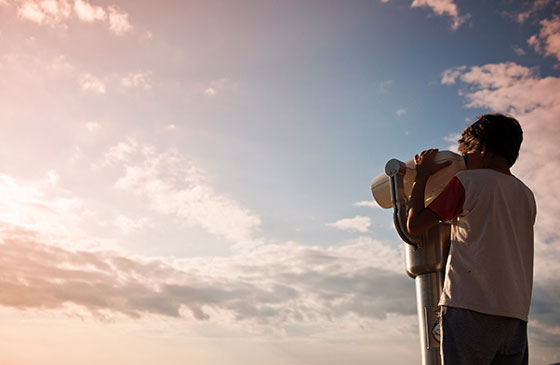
[1, 0, 559, 364]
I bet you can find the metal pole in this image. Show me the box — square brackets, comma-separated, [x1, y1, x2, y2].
[384, 159, 450, 365]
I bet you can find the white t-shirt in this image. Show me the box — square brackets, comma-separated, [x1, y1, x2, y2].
[428, 169, 536, 321]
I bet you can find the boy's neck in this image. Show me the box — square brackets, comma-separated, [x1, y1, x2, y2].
[482, 155, 511, 174]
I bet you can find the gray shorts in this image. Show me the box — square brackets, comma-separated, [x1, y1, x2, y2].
[441, 306, 528, 365]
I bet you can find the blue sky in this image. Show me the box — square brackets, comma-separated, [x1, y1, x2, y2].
[0, 0, 559, 363]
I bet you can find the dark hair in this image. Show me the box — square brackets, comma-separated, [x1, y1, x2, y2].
[458, 113, 523, 167]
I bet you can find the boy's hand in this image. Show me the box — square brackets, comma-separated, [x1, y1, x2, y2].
[414, 149, 452, 181]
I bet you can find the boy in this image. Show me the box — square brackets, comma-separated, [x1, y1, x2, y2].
[407, 114, 536, 364]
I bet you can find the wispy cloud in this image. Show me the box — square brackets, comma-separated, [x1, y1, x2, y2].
[0, 224, 410, 324]
[17, 0, 72, 26]
[202, 78, 236, 96]
[528, 15, 560, 63]
[85, 121, 101, 132]
[80, 73, 106, 94]
[327, 216, 371, 233]
[112, 214, 150, 235]
[107, 5, 132, 35]
[513, 45, 526, 56]
[120, 72, 152, 89]
[504, 0, 551, 24]
[379, 79, 394, 93]
[0, 174, 87, 240]
[441, 65, 466, 85]
[410, 0, 470, 30]
[0, 158, 409, 326]
[103, 139, 262, 246]
[396, 107, 407, 117]
[11, 0, 132, 35]
[442, 133, 460, 152]
[448, 62, 533, 91]
[204, 87, 216, 96]
[74, 0, 105, 22]
[353, 201, 379, 209]
[47, 169, 59, 186]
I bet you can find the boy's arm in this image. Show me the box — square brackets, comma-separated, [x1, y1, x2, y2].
[407, 149, 451, 235]
[408, 174, 441, 235]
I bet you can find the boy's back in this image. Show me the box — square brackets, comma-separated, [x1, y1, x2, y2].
[430, 168, 536, 321]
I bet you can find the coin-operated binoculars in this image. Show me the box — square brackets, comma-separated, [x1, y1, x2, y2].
[371, 151, 465, 365]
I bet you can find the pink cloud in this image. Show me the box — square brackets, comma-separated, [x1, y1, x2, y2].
[108, 5, 132, 35]
[507, 0, 551, 24]
[0, 224, 411, 323]
[16, 0, 71, 25]
[120, 72, 151, 89]
[441, 62, 560, 283]
[11, 0, 132, 35]
[79, 73, 106, 94]
[73, 0, 105, 22]
[410, 0, 470, 30]
[528, 16, 560, 62]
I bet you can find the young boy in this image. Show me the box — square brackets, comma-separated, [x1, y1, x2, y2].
[407, 114, 536, 364]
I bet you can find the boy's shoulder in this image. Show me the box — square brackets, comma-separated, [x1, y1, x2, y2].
[455, 169, 506, 185]
[455, 169, 535, 201]
[456, 168, 516, 184]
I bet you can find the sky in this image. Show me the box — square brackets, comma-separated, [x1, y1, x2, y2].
[0, 0, 559, 363]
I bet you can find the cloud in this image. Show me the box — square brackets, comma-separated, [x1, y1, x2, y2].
[440, 65, 466, 85]
[11, 0, 132, 35]
[204, 87, 216, 96]
[121, 72, 151, 89]
[327, 216, 371, 233]
[379, 79, 394, 93]
[353, 201, 379, 209]
[0, 162, 409, 328]
[83, 70, 155, 94]
[18, 1, 46, 23]
[202, 78, 237, 96]
[47, 169, 59, 186]
[1, 49, 155, 98]
[410, 0, 470, 30]
[0, 224, 411, 325]
[442, 133, 460, 143]
[442, 133, 460, 152]
[85, 121, 101, 132]
[17, 0, 72, 25]
[513, 45, 526, 56]
[112, 214, 150, 235]
[0, 174, 88, 240]
[0, 147, 410, 328]
[455, 62, 533, 91]
[73, 0, 105, 22]
[504, 0, 552, 24]
[103, 139, 262, 246]
[396, 107, 407, 117]
[528, 16, 560, 63]
[107, 5, 132, 35]
[79, 73, 106, 94]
